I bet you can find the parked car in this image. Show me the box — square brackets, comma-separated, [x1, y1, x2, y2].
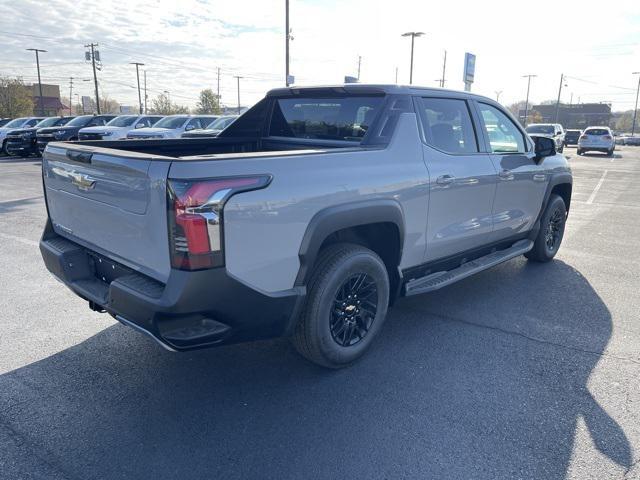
[126, 115, 216, 139]
[0, 118, 12, 127]
[78, 115, 164, 140]
[525, 123, 565, 152]
[39, 84, 572, 368]
[624, 135, 640, 146]
[181, 115, 238, 138]
[563, 129, 582, 146]
[5, 116, 74, 157]
[0, 117, 44, 154]
[36, 114, 116, 154]
[577, 126, 615, 156]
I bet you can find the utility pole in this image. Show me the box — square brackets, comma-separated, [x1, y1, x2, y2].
[401, 32, 425, 84]
[130, 62, 144, 114]
[632, 72, 640, 136]
[84, 43, 101, 114]
[68, 77, 74, 115]
[554, 73, 565, 124]
[216, 67, 221, 104]
[522, 74, 536, 127]
[234, 76, 243, 114]
[26, 48, 46, 116]
[495, 90, 503, 102]
[440, 50, 447, 87]
[285, 0, 290, 86]
[357, 55, 362, 80]
[143, 70, 147, 114]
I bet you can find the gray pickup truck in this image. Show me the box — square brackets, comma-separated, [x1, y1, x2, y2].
[40, 84, 572, 368]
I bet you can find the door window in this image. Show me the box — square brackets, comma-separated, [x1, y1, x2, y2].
[418, 98, 478, 154]
[478, 103, 526, 153]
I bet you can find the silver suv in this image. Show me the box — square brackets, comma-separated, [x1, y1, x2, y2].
[525, 123, 565, 153]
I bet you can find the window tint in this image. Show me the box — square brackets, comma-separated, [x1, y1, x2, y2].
[419, 98, 478, 154]
[187, 118, 203, 129]
[584, 128, 609, 136]
[26, 119, 39, 127]
[478, 103, 526, 153]
[269, 96, 384, 142]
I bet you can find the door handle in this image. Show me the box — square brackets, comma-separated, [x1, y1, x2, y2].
[436, 174, 455, 185]
[498, 169, 514, 180]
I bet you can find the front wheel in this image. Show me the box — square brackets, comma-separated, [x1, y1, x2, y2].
[292, 243, 390, 368]
[526, 194, 567, 263]
[607, 148, 614, 157]
[577, 148, 583, 155]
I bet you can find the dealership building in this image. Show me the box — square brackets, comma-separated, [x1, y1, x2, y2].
[29, 83, 67, 116]
[520, 103, 612, 129]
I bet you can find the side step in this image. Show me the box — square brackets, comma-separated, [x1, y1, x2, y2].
[404, 239, 533, 297]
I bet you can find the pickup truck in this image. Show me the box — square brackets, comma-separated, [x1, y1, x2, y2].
[39, 84, 572, 368]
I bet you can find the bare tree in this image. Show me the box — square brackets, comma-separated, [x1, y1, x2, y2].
[0, 76, 34, 117]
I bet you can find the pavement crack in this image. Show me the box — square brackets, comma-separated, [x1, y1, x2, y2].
[413, 309, 640, 366]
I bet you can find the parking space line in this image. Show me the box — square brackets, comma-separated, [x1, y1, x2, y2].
[586, 170, 608, 205]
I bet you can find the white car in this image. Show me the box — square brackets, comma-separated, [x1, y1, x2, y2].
[78, 115, 164, 140]
[577, 126, 615, 156]
[0, 116, 44, 153]
[126, 115, 217, 139]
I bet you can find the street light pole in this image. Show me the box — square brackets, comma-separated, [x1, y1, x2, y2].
[68, 77, 74, 116]
[285, 0, 290, 86]
[401, 32, 425, 84]
[130, 62, 144, 114]
[495, 90, 503, 102]
[234, 76, 243, 114]
[522, 74, 536, 127]
[632, 72, 640, 136]
[554, 73, 565, 124]
[26, 48, 46, 116]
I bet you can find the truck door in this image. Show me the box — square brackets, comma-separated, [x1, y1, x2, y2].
[473, 102, 547, 243]
[417, 97, 498, 262]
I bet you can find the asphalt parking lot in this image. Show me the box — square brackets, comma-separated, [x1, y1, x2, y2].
[1, 147, 639, 480]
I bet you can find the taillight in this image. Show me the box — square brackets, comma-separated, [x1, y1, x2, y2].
[580, 135, 588, 140]
[603, 135, 612, 140]
[167, 175, 271, 270]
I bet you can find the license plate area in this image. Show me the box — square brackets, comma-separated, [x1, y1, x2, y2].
[88, 252, 132, 284]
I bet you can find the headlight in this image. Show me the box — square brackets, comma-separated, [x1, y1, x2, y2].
[54, 130, 66, 139]
[22, 132, 34, 139]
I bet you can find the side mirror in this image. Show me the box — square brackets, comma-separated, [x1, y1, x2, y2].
[533, 135, 556, 162]
[135, 122, 145, 129]
[185, 124, 196, 131]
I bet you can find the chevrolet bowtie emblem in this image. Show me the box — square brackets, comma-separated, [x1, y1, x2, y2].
[70, 172, 96, 191]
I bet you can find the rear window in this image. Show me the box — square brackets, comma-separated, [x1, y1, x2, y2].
[269, 96, 384, 142]
[525, 125, 554, 135]
[585, 128, 609, 136]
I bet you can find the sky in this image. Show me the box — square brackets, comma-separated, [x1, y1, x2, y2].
[1, 0, 639, 111]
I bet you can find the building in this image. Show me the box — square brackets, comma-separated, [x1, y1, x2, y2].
[519, 103, 612, 129]
[29, 83, 67, 116]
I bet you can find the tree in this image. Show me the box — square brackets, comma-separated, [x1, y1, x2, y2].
[196, 88, 221, 114]
[528, 110, 543, 124]
[150, 93, 189, 115]
[0, 76, 34, 117]
[80, 95, 121, 114]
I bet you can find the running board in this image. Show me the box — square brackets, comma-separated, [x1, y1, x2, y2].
[404, 240, 534, 297]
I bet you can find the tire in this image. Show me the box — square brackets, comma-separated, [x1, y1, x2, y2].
[292, 243, 390, 368]
[577, 149, 583, 155]
[1, 140, 7, 156]
[607, 148, 614, 157]
[525, 194, 567, 263]
[557, 144, 564, 153]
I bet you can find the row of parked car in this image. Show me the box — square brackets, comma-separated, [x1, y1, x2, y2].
[523, 122, 639, 156]
[0, 114, 238, 157]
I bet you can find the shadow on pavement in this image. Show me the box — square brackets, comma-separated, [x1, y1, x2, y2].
[0, 259, 631, 479]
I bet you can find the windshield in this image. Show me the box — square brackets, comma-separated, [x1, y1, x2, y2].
[35, 117, 67, 128]
[207, 116, 236, 130]
[525, 125, 554, 135]
[152, 116, 188, 129]
[65, 115, 93, 127]
[4, 118, 28, 128]
[106, 116, 138, 127]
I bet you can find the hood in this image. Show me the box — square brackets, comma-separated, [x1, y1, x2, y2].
[183, 129, 221, 137]
[37, 126, 78, 134]
[0, 127, 24, 137]
[128, 127, 173, 136]
[6, 127, 36, 136]
[79, 125, 125, 134]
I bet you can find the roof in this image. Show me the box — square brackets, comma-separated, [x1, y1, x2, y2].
[266, 83, 494, 102]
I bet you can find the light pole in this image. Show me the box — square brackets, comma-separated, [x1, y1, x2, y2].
[285, 0, 291, 86]
[234, 76, 243, 114]
[554, 73, 567, 124]
[632, 72, 640, 136]
[130, 62, 144, 114]
[401, 32, 424, 84]
[495, 90, 503, 102]
[26, 48, 46, 115]
[522, 74, 536, 127]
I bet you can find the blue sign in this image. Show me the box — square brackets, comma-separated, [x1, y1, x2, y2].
[463, 52, 476, 83]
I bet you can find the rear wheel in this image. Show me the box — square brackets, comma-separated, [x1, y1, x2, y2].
[577, 148, 583, 155]
[292, 243, 390, 368]
[525, 194, 567, 263]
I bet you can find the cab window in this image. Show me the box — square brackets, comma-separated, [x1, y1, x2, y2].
[478, 103, 526, 153]
[418, 97, 478, 154]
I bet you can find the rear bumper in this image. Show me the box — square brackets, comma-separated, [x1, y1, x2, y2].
[40, 225, 304, 351]
[578, 143, 614, 151]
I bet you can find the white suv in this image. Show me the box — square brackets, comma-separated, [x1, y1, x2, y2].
[126, 115, 216, 139]
[577, 126, 615, 156]
[78, 115, 164, 140]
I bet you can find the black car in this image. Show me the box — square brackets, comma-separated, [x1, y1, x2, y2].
[36, 114, 116, 154]
[5, 116, 75, 157]
[564, 129, 582, 146]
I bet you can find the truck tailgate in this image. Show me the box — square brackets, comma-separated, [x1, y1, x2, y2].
[42, 144, 172, 282]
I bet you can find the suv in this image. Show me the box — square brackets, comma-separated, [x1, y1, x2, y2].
[36, 115, 116, 154]
[0, 117, 44, 154]
[564, 129, 582, 146]
[78, 115, 164, 140]
[40, 84, 572, 368]
[525, 123, 565, 152]
[126, 115, 217, 139]
[182, 115, 238, 138]
[5, 116, 74, 157]
[577, 127, 615, 156]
